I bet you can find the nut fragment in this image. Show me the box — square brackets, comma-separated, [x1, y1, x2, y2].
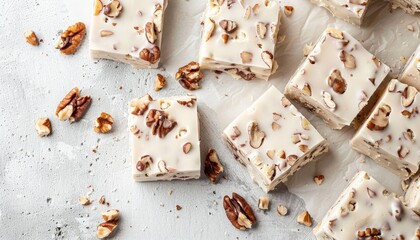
[97, 220, 118, 239]
[300, 117, 310, 130]
[258, 197, 269, 210]
[35, 117, 52, 137]
[401, 86, 417, 107]
[327, 28, 344, 39]
[55, 87, 91, 122]
[183, 142, 192, 154]
[93, 0, 103, 16]
[55, 22, 86, 55]
[24, 31, 39, 46]
[367, 104, 391, 131]
[94, 112, 114, 133]
[302, 83, 312, 96]
[328, 69, 347, 94]
[140, 46, 161, 64]
[153, 4, 163, 32]
[281, 96, 291, 108]
[204, 149, 224, 183]
[313, 175, 324, 185]
[100, 30, 114, 37]
[248, 121, 265, 149]
[101, 209, 120, 222]
[79, 196, 91, 206]
[104, 0, 123, 18]
[339, 51, 356, 69]
[266, 149, 276, 159]
[154, 74, 166, 91]
[146, 109, 177, 138]
[277, 205, 288, 216]
[284, 6, 294, 16]
[261, 51, 273, 68]
[204, 18, 216, 41]
[240, 51, 253, 64]
[322, 91, 336, 111]
[223, 193, 256, 230]
[297, 211, 312, 227]
[130, 94, 153, 115]
[299, 144, 309, 153]
[219, 19, 238, 33]
[271, 122, 281, 131]
[349, 0, 368, 5]
[262, 164, 276, 180]
[145, 22, 157, 44]
[256, 22, 267, 39]
[397, 145, 410, 159]
[175, 61, 203, 91]
[136, 155, 153, 172]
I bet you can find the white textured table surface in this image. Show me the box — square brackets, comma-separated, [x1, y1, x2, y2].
[0, 0, 419, 239]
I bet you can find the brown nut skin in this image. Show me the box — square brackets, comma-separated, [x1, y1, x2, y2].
[70, 96, 92, 123]
[223, 192, 256, 230]
[56, 22, 86, 55]
[145, 109, 177, 138]
[175, 61, 203, 91]
[56, 87, 79, 116]
[140, 46, 160, 64]
[204, 149, 224, 183]
[94, 112, 114, 133]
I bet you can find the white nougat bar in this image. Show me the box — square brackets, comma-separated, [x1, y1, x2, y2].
[385, 0, 420, 14]
[90, 0, 168, 68]
[129, 94, 200, 181]
[223, 86, 328, 192]
[400, 43, 420, 91]
[198, 0, 282, 80]
[351, 80, 420, 179]
[314, 171, 420, 240]
[310, 0, 372, 25]
[285, 28, 390, 130]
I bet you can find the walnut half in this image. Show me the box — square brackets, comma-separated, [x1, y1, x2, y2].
[94, 112, 114, 133]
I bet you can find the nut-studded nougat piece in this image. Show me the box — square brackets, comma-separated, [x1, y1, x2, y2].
[384, 0, 420, 14]
[405, 173, 420, 214]
[350, 80, 420, 179]
[223, 86, 328, 192]
[90, 0, 168, 68]
[285, 28, 390, 130]
[129, 94, 200, 181]
[198, 0, 281, 80]
[314, 171, 420, 240]
[400, 43, 420, 91]
[310, 0, 372, 25]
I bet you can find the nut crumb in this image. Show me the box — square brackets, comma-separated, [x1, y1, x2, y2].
[79, 196, 91, 206]
[258, 197, 269, 210]
[154, 74, 166, 91]
[176, 205, 182, 211]
[35, 117, 52, 137]
[313, 175, 325, 185]
[24, 31, 39, 46]
[407, 24, 414, 32]
[297, 211, 312, 227]
[277, 205, 288, 216]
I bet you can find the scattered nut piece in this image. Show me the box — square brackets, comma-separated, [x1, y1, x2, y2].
[367, 104, 391, 131]
[154, 74, 166, 91]
[35, 117, 52, 137]
[55, 22, 86, 55]
[98, 196, 106, 205]
[56, 87, 92, 122]
[284, 6, 294, 16]
[101, 209, 120, 222]
[223, 193, 256, 230]
[130, 94, 153, 115]
[97, 220, 118, 239]
[248, 121, 265, 149]
[24, 31, 39, 46]
[313, 175, 325, 185]
[277, 205, 288, 216]
[297, 211, 312, 227]
[94, 112, 114, 133]
[204, 149, 224, 183]
[79, 196, 91, 206]
[258, 197, 269, 210]
[104, 0, 123, 18]
[175, 61, 203, 91]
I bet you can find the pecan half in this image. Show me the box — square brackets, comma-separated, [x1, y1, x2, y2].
[55, 87, 91, 123]
[223, 193, 256, 230]
[145, 109, 177, 138]
[175, 61, 203, 91]
[55, 22, 86, 55]
[204, 149, 224, 183]
[140, 46, 161, 64]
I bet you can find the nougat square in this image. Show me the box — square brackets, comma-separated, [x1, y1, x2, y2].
[198, 0, 282, 80]
[129, 94, 200, 181]
[351, 80, 420, 179]
[90, 0, 168, 68]
[223, 86, 328, 192]
[314, 171, 420, 240]
[400, 43, 420, 91]
[310, 0, 371, 25]
[285, 28, 390, 130]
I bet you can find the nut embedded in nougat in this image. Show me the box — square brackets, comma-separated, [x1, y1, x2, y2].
[204, 149, 224, 183]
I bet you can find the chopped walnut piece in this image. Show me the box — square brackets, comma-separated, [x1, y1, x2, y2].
[154, 74, 166, 91]
[258, 197, 269, 210]
[140, 46, 161, 64]
[97, 220, 118, 239]
[219, 19, 238, 33]
[204, 149, 224, 183]
[79, 196, 91, 206]
[277, 205, 288, 216]
[35, 117, 52, 137]
[94, 112, 114, 133]
[130, 94, 153, 116]
[55, 22, 86, 55]
[175, 61, 203, 91]
[297, 211, 312, 227]
[313, 175, 325, 185]
[24, 31, 39, 46]
[145, 109, 177, 138]
[101, 209, 120, 222]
